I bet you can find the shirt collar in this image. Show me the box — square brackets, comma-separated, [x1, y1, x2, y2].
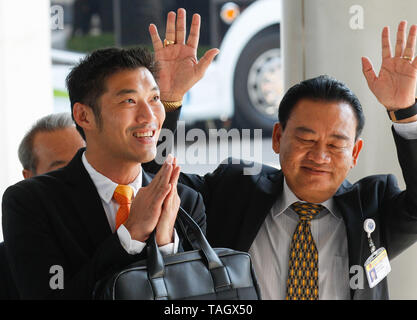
[272, 177, 342, 219]
[81, 152, 142, 204]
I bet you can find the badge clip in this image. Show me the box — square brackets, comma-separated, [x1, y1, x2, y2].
[364, 218, 376, 253]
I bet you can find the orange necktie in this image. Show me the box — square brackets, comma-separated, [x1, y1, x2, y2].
[113, 185, 134, 230]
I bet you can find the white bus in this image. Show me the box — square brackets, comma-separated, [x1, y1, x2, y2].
[52, 0, 282, 133]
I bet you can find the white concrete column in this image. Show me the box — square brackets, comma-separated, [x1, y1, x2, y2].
[0, 0, 53, 241]
[282, 0, 417, 299]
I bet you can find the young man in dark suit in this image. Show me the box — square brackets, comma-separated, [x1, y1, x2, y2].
[1, 10, 218, 299]
[146, 16, 417, 299]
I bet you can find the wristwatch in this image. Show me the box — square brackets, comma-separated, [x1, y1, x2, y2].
[162, 100, 183, 112]
[387, 98, 417, 121]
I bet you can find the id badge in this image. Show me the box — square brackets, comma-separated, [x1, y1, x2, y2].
[364, 247, 391, 288]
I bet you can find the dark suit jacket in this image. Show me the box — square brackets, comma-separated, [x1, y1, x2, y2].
[0, 242, 19, 299]
[1, 148, 206, 299]
[143, 108, 417, 300]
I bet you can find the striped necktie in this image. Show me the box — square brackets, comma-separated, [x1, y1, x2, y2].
[286, 201, 324, 300]
[113, 185, 134, 230]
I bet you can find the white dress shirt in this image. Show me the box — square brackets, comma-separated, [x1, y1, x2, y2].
[392, 119, 417, 139]
[81, 152, 178, 255]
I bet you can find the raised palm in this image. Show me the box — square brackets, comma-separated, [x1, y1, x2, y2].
[362, 21, 417, 110]
[149, 9, 219, 102]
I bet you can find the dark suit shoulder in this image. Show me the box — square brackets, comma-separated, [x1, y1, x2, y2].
[356, 173, 393, 184]
[2, 169, 72, 208]
[177, 181, 201, 199]
[219, 157, 280, 175]
[348, 174, 396, 194]
[207, 157, 281, 187]
[6, 166, 68, 190]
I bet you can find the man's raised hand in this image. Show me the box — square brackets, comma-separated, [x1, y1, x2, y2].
[362, 21, 417, 111]
[149, 8, 219, 102]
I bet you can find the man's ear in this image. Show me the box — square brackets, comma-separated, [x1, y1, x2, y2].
[22, 169, 34, 179]
[72, 103, 95, 133]
[351, 138, 363, 167]
[272, 122, 283, 154]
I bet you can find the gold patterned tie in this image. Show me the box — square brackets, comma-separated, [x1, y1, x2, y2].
[286, 202, 324, 300]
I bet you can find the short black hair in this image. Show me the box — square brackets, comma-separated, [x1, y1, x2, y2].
[278, 75, 365, 140]
[66, 47, 158, 140]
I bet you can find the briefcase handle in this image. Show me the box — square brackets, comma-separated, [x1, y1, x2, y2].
[146, 206, 232, 299]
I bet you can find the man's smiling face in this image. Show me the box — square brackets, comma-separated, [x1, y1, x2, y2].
[89, 67, 165, 165]
[272, 99, 363, 203]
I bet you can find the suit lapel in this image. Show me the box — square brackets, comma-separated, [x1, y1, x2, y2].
[62, 149, 112, 251]
[236, 171, 283, 252]
[333, 180, 366, 299]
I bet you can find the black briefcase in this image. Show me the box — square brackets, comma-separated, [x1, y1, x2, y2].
[93, 207, 261, 300]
